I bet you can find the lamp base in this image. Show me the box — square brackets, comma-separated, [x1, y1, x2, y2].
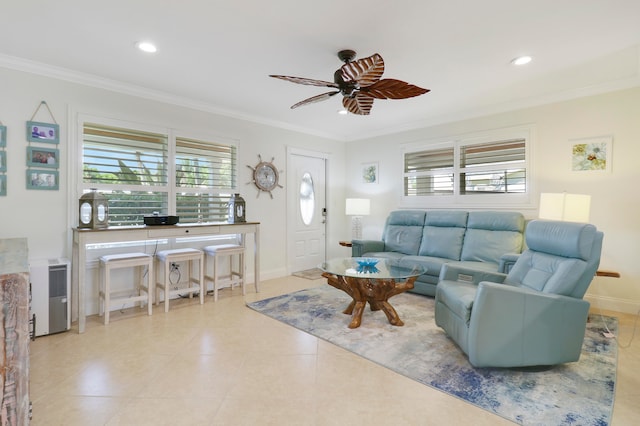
[351, 216, 363, 240]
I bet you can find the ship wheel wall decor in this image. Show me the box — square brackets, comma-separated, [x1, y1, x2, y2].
[270, 50, 429, 115]
[247, 154, 283, 198]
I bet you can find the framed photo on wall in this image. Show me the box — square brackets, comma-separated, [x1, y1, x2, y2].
[0, 151, 5, 172]
[26, 169, 59, 190]
[361, 162, 379, 184]
[570, 136, 612, 172]
[0, 175, 6, 196]
[26, 121, 59, 144]
[27, 146, 59, 169]
[0, 125, 6, 147]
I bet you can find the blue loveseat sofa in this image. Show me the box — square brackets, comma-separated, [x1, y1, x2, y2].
[351, 210, 526, 296]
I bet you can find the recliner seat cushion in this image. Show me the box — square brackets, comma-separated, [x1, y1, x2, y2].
[435, 280, 477, 323]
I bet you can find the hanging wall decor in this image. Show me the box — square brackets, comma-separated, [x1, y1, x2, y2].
[26, 101, 60, 190]
[570, 136, 612, 173]
[26, 169, 58, 190]
[0, 124, 6, 147]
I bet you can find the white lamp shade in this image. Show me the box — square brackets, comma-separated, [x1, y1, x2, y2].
[345, 198, 370, 216]
[539, 193, 591, 223]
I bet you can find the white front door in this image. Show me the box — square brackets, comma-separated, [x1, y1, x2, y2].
[287, 149, 327, 273]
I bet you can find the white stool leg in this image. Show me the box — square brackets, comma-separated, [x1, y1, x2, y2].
[240, 251, 246, 296]
[164, 258, 170, 313]
[147, 260, 153, 316]
[214, 254, 220, 301]
[104, 265, 111, 325]
[198, 255, 204, 304]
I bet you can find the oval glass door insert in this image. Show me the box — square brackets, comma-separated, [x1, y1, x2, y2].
[299, 172, 315, 225]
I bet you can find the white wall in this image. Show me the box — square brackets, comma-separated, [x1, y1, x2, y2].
[0, 67, 348, 314]
[345, 87, 640, 314]
[2, 66, 637, 314]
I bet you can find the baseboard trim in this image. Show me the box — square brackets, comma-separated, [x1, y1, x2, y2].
[585, 294, 640, 315]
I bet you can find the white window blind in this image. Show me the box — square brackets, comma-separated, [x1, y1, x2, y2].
[82, 124, 168, 226]
[81, 122, 238, 226]
[175, 137, 236, 223]
[460, 139, 526, 194]
[403, 127, 530, 204]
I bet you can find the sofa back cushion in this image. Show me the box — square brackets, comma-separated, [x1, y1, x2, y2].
[460, 211, 525, 264]
[418, 211, 468, 260]
[382, 210, 426, 255]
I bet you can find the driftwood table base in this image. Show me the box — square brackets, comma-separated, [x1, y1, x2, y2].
[322, 272, 416, 328]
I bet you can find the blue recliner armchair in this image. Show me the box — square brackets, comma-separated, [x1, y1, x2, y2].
[435, 220, 603, 368]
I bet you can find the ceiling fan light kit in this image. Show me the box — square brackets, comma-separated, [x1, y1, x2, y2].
[270, 50, 429, 115]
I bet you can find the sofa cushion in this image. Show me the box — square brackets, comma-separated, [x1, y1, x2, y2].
[436, 280, 478, 323]
[507, 251, 587, 295]
[418, 210, 468, 260]
[524, 220, 596, 261]
[399, 256, 451, 278]
[382, 210, 427, 255]
[460, 211, 524, 263]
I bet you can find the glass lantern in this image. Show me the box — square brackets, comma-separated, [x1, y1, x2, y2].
[228, 193, 246, 223]
[78, 189, 109, 229]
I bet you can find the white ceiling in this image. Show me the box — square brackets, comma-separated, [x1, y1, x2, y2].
[1, 1, 639, 141]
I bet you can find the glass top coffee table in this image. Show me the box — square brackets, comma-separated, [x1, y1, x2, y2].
[319, 257, 426, 329]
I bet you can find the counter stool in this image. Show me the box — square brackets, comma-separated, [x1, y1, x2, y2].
[99, 252, 153, 325]
[155, 248, 204, 312]
[203, 244, 245, 301]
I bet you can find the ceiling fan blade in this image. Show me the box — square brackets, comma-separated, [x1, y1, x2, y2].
[291, 91, 340, 109]
[342, 93, 375, 115]
[362, 78, 430, 99]
[270, 75, 339, 88]
[340, 53, 384, 87]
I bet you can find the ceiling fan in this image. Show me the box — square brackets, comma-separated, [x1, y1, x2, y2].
[270, 50, 430, 115]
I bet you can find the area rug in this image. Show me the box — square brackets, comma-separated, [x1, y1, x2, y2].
[291, 268, 325, 280]
[247, 286, 617, 426]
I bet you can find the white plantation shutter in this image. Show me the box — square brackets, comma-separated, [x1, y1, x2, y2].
[81, 122, 238, 226]
[175, 137, 237, 223]
[403, 129, 530, 202]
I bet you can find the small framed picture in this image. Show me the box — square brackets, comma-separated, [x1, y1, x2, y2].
[570, 136, 612, 173]
[0, 125, 6, 147]
[0, 175, 6, 196]
[27, 146, 59, 169]
[361, 162, 379, 184]
[0, 151, 5, 172]
[26, 169, 59, 190]
[26, 121, 59, 144]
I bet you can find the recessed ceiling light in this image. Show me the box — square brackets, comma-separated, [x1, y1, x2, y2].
[136, 41, 157, 53]
[511, 56, 532, 66]
[337, 109, 348, 115]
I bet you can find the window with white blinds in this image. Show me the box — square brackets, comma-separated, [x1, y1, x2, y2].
[175, 137, 236, 223]
[81, 122, 237, 226]
[403, 127, 530, 203]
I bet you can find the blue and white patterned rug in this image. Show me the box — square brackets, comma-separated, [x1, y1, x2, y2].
[247, 285, 617, 425]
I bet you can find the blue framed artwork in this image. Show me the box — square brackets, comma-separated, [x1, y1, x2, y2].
[26, 121, 59, 144]
[0, 125, 6, 147]
[27, 146, 59, 169]
[26, 169, 59, 190]
[0, 175, 6, 196]
[0, 151, 5, 172]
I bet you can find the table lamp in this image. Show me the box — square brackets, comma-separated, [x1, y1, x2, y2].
[345, 198, 370, 240]
[539, 192, 591, 223]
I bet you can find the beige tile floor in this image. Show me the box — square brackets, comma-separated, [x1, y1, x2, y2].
[30, 275, 640, 425]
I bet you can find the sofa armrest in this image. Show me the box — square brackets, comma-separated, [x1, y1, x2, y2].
[498, 253, 521, 273]
[439, 263, 507, 285]
[351, 240, 385, 257]
[467, 281, 590, 367]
